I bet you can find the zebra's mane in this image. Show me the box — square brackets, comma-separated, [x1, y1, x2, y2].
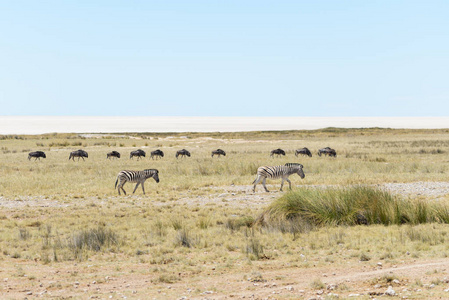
[285, 163, 303, 168]
[144, 169, 158, 172]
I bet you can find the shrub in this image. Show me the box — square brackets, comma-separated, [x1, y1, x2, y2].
[257, 186, 449, 230]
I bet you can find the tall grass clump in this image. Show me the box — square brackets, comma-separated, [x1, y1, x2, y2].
[68, 226, 120, 260]
[258, 186, 449, 230]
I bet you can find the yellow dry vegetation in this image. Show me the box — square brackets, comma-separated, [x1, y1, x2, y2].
[1, 128, 449, 298]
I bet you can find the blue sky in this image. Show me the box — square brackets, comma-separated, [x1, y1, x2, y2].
[0, 1, 448, 116]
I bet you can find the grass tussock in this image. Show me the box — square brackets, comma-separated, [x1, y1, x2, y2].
[258, 186, 449, 229]
[68, 226, 120, 260]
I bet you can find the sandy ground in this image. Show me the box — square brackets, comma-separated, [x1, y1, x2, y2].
[2, 182, 449, 299]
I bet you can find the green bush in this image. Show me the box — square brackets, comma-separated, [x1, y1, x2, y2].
[258, 186, 449, 230]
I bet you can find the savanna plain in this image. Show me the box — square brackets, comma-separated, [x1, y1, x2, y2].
[2, 128, 449, 299]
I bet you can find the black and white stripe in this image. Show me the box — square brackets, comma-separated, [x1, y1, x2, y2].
[252, 163, 305, 192]
[115, 169, 160, 195]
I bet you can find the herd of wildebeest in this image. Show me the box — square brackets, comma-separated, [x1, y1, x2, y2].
[25, 146, 337, 194]
[27, 147, 337, 161]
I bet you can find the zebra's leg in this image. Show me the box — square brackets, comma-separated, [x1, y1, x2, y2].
[132, 182, 141, 194]
[286, 178, 292, 190]
[280, 178, 285, 191]
[117, 181, 125, 195]
[252, 175, 263, 192]
[262, 178, 269, 192]
[141, 181, 146, 195]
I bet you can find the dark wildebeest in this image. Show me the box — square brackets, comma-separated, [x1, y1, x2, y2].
[270, 148, 286, 157]
[130, 149, 146, 160]
[150, 149, 164, 160]
[295, 147, 312, 157]
[69, 149, 88, 161]
[176, 149, 191, 159]
[211, 149, 226, 157]
[107, 151, 121, 159]
[28, 151, 46, 161]
[318, 147, 337, 157]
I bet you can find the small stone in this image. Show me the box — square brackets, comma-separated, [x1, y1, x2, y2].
[392, 279, 400, 284]
[385, 286, 396, 296]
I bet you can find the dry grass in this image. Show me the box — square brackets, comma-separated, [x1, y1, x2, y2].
[1, 128, 449, 298]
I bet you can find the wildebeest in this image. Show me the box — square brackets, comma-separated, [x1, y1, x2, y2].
[252, 163, 305, 192]
[28, 151, 46, 161]
[318, 147, 337, 157]
[107, 151, 121, 159]
[150, 149, 164, 160]
[270, 148, 286, 157]
[176, 149, 191, 159]
[69, 149, 88, 161]
[211, 149, 226, 157]
[130, 149, 146, 160]
[295, 147, 312, 157]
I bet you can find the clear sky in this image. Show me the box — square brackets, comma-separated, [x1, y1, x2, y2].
[1, 1, 448, 116]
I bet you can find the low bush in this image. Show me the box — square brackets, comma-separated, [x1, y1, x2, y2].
[258, 186, 449, 230]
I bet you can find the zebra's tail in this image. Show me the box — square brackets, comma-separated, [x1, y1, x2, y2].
[115, 178, 118, 189]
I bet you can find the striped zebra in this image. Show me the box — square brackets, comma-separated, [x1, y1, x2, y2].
[115, 169, 160, 195]
[252, 163, 305, 192]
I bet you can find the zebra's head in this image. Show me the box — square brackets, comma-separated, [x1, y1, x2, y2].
[145, 169, 160, 183]
[285, 163, 305, 179]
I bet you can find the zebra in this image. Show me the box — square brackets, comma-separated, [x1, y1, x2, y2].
[318, 147, 337, 157]
[115, 169, 160, 195]
[270, 148, 286, 157]
[211, 149, 226, 157]
[150, 149, 164, 160]
[176, 149, 191, 159]
[252, 163, 305, 192]
[295, 147, 312, 157]
[28, 151, 46, 161]
[107, 151, 121, 159]
[69, 149, 88, 161]
[130, 149, 146, 160]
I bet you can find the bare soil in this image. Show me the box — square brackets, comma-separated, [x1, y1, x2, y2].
[2, 182, 449, 299]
